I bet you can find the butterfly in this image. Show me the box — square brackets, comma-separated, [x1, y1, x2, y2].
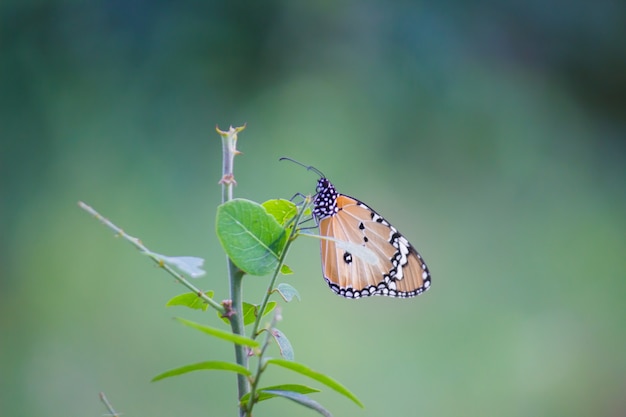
[281, 158, 431, 299]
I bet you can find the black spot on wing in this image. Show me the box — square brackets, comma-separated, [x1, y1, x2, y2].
[343, 252, 353, 264]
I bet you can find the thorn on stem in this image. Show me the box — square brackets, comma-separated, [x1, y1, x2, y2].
[221, 299, 235, 318]
[219, 173, 237, 185]
[215, 123, 246, 136]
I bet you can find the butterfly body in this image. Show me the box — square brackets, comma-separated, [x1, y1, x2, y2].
[313, 178, 431, 299]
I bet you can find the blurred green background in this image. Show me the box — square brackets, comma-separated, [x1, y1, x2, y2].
[1, 1, 625, 416]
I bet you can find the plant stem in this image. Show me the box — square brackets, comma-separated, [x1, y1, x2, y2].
[99, 392, 120, 417]
[245, 308, 281, 417]
[229, 264, 248, 407]
[249, 196, 311, 340]
[242, 200, 310, 416]
[217, 125, 249, 416]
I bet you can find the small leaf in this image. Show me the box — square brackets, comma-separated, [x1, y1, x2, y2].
[263, 390, 332, 417]
[240, 384, 320, 406]
[175, 317, 259, 348]
[219, 301, 277, 326]
[262, 199, 298, 226]
[216, 199, 288, 276]
[158, 255, 206, 278]
[275, 283, 301, 302]
[280, 264, 294, 275]
[271, 328, 294, 360]
[266, 359, 364, 408]
[152, 361, 251, 382]
[244, 301, 277, 326]
[166, 291, 214, 311]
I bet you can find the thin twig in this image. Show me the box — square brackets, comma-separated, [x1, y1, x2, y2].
[245, 307, 283, 417]
[78, 201, 224, 314]
[99, 392, 120, 417]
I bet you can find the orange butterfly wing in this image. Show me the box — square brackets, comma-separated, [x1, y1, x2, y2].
[318, 193, 431, 299]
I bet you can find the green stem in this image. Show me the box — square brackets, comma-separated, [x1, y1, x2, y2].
[229, 265, 247, 406]
[217, 125, 249, 417]
[249, 196, 311, 340]
[243, 203, 307, 415]
[245, 309, 281, 417]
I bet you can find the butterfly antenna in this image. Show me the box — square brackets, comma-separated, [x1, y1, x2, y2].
[279, 157, 326, 178]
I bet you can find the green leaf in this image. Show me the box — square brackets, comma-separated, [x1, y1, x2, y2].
[246, 301, 276, 325]
[271, 328, 294, 360]
[280, 264, 294, 275]
[166, 291, 214, 311]
[216, 199, 288, 276]
[152, 361, 251, 382]
[266, 359, 364, 408]
[262, 199, 298, 226]
[240, 384, 319, 406]
[219, 301, 277, 326]
[263, 390, 332, 417]
[275, 283, 301, 302]
[175, 317, 259, 348]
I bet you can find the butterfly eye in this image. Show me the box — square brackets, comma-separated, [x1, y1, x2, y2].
[316, 178, 327, 193]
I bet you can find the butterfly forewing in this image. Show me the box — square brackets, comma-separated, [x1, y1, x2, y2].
[315, 180, 431, 299]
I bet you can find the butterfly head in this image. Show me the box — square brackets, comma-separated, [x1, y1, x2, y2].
[315, 178, 332, 193]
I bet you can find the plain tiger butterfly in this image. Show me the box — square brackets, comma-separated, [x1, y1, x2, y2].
[281, 158, 431, 299]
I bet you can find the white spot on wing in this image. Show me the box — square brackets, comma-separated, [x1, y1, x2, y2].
[321, 235, 379, 265]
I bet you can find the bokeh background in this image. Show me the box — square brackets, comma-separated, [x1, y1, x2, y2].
[1, 1, 625, 416]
